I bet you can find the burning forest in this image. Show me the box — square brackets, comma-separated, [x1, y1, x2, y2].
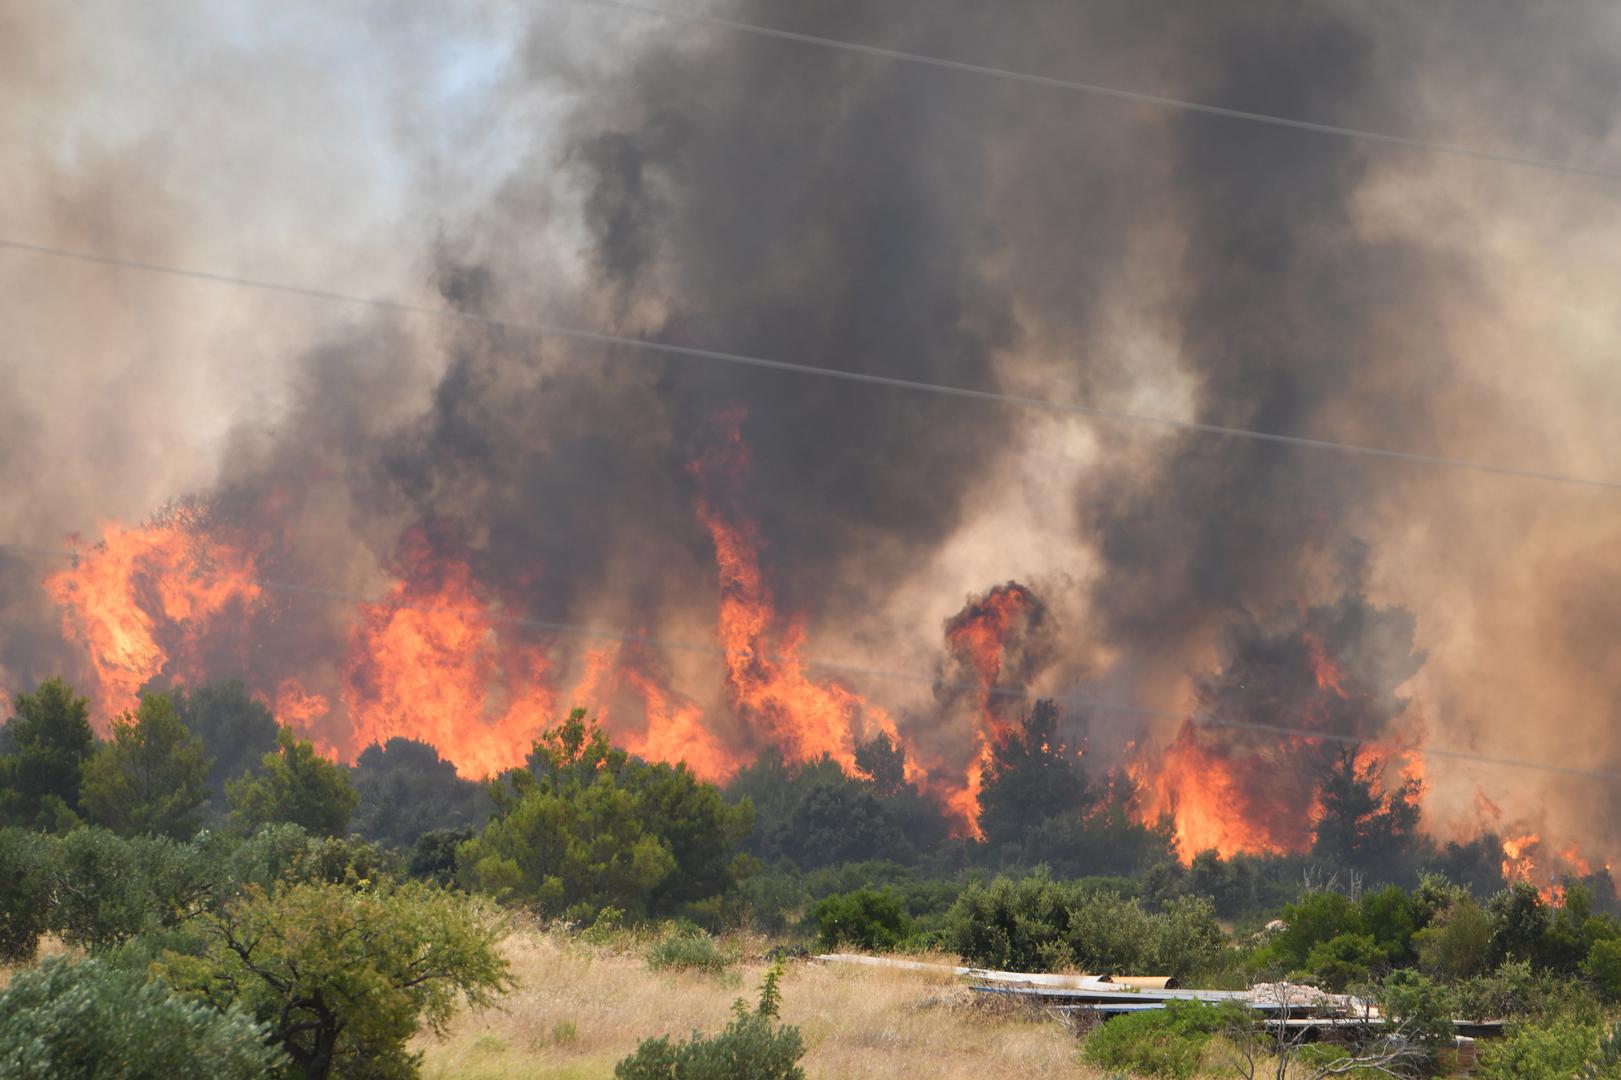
[5, 1, 1621, 908]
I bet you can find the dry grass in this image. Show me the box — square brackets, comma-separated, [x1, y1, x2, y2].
[415, 927, 1109, 1079]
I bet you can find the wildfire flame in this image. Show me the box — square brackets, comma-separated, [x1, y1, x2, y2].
[940, 582, 1045, 836]
[572, 644, 738, 782]
[690, 409, 908, 775]
[43, 508, 262, 726]
[339, 529, 553, 779]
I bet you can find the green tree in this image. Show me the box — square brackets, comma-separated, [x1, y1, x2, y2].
[810, 888, 913, 952]
[1310, 745, 1423, 883]
[0, 677, 95, 829]
[79, 692, 207, 839]
[352, 737, 490, 849]
[0, 827, 57, 962]
[0, 957, 284, 1080]
[460, 711, 752, 918]
[228, 727, 358, 837]
[173, 678, 279, 812]
[1414, 895, 1493, 980]
[156, 879, 511, 1080]
[1585, 938, 1621, 1002]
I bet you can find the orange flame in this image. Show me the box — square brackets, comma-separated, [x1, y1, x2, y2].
[1303, 630, 1348, 698]
[1499, 833, 1596, 904]
[691, 410, 907, 775]
[1133, 722, 1308, 861]
[939, 583, 1044, 837]
[274, 677, 340, 759]
[573, 645, 739, 782]
[42, 510, 262, 726]
[340, 529, 552, 779]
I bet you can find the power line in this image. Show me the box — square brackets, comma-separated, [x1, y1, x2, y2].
[572, 0, 1621, 183]
[3, 236, 1617, 493]
[6, 538, 1618, 786]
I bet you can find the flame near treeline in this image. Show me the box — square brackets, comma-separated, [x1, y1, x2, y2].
[7, 2, 1621, 911]
[18, 409, 1597, 898]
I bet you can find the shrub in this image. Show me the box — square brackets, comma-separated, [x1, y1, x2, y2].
[0, 956, 284, 1080]
[1451, 959, 1539, 1020]
[0, 827, 55, 962]
[156, 879, 511, 1080]
[946, 871, 1077, 971]
[1584, 937, 1621, 1002]
[946, 873, 1226, 977]
[808, 888, 913, 952]
[1378, 970, 1456, 1071]
[1302, 931, 1382, 991]
[647, 925, 735, 973]
[616, 964, 805, 1080]
[1065, 891, 1226, 978]
[1476, 1016, 1605, 1080]
[1261, 890, 1363, 973]
[50, 827, 162, 950]
[459, 712, 753, 919]
[1413, 895, 1492, 981]
[1081, 1001, 1241, 1079]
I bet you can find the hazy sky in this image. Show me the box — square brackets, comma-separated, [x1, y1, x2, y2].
[5, 0, 1621, 860]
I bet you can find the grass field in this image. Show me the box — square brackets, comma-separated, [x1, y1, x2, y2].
[415, 926, 1106, 1079]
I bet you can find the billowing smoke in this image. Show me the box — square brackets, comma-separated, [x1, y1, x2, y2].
[4, 1, 1621, 869]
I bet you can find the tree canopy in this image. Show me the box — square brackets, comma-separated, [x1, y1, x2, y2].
[156, 879, 511, 1080]
[0, 677, 96, 830]
[228, 728, 358, 837]
[351, 736, 490, 849]
[172, 679, 280, 812]
[459, 709, 754, 919]
[80, 692, 208, 840]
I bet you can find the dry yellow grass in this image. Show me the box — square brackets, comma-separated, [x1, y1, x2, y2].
[415, 928, 1110, 1080]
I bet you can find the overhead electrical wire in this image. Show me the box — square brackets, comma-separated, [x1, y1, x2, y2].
[2, 237, 1616, 493]
[571, 0, 1621, 183]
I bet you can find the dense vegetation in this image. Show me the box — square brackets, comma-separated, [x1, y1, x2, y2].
[3, 676, 1620, 1076]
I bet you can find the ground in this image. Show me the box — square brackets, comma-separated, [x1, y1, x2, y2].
[415, 927, 1105, 1080]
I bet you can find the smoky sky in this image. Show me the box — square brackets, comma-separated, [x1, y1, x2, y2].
[6, 1, 1621, 854]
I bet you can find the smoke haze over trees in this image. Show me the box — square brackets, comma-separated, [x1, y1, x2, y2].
[2, 1, 1620, 875]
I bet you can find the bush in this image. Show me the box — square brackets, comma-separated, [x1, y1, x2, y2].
[50, 827, 163, 950]
[1081, 1001, 1242, 1079]
[808, 889, 913, 952]
[1476, 1016, 1605, 1080]
[1260, 890, 1363, 973]
[946, 873, 1226, 977]
[0, 827, 55, 962]
[459, 712, 753, 919]
[1585, 937, 1621, 1002]
[616, 964, 804, 1080]
[1302, 932, 1382, 991]
[1378, 970, 1456, 1071]
[0, 957, 284, 1079]
[646, 925, 735, 973]
[1076, 893, 1225, 979]
[155, 879, 511, 1080]
[1451, 959, 1539, 1020]
[1413, 895, 1492, 981]
[946, 871, 1077, 971]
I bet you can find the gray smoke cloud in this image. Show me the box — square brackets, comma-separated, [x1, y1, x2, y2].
[5, 1, 1621, 859]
